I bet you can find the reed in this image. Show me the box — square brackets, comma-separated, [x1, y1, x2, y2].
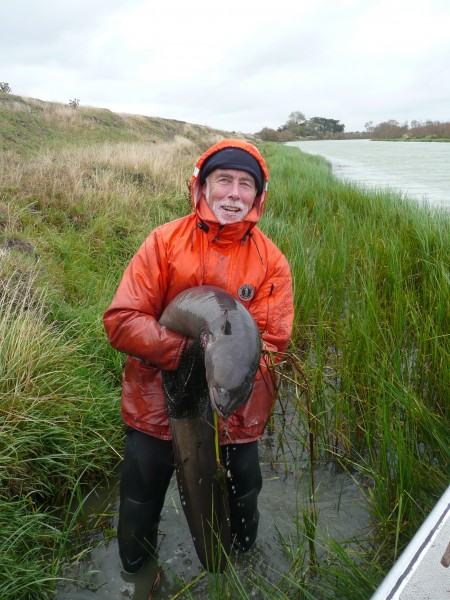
[1, 135, 448, 598]
[261, 143, 449, 577]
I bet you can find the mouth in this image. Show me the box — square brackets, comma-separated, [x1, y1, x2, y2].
[209, 387, 232, 418]
[221, 205, 241, 213]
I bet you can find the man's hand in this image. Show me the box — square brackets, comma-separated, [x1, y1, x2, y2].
[184, 337, 196, 352]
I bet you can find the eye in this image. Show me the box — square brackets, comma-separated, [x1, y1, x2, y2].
[240, 180, 255, 192]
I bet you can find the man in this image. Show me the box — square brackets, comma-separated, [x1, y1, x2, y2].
[103, 138, 294, 574]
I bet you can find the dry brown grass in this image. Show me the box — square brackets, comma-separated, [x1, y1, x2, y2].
[1, 136, 222, 232]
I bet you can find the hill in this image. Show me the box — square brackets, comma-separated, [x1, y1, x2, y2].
[0, 93, 251, 154]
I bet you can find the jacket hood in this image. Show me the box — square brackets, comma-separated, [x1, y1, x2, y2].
[190, 139, 269, 222]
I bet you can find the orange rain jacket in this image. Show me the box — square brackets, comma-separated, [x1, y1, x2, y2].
[103, 139, 294, 444]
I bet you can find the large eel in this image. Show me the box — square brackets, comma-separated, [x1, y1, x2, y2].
[159, 285, 261, 571]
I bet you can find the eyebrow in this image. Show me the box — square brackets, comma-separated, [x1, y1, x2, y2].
[213, 171, 254, 183]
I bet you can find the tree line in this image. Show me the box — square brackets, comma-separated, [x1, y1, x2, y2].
[365, 119, 450, 140]
[3, 82, 448, 142]
[256, 111, 450, 141]
[256, 111, 346, 142]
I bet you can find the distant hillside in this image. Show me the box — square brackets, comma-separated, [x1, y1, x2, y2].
[0, 93, 251, 154]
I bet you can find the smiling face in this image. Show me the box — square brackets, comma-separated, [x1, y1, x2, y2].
[203, 169, 257, 224]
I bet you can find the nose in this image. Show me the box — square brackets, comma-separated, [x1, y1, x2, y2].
[228, 179, 240, 198]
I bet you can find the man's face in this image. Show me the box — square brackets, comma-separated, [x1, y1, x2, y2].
[203, 169, 257, 225]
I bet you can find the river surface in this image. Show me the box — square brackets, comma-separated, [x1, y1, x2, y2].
[56, 407, 370, 599]
[287, 139, 450, 210]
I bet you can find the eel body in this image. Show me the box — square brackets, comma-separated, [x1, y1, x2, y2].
[159, 285, 261, 571]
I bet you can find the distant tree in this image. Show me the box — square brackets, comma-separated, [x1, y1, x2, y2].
[371, 119, 408, 139]
[263, 111, 347, 140]
[309, 117, 345, 135]
[68, 98, 80, 108]
[277, 111, 345, 139]
[287, 111, 306, 126]
[257, 127, 281, 141]
[364, 118, 450, 140]
[364, 121, 374, 134]
[408, 119, 450, 139]
[278, 111, 308, 138]
[0, 82, 11, 93]
[277, 129, 295, 142]
[433, 121, 450, 138]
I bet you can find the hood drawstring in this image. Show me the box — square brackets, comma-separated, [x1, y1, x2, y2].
[250, 233, 264, 264]
[241, 228, 253, 246]
[193, 219, 259, 248]
[212, 225, 225, 243]
[190, 221, 209, 250]
[242, 225, 258, 246]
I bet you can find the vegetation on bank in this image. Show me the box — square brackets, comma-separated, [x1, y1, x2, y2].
[0, 96, 449, 598]
[0, 92, 231, 155]
[366, 118, 450, 141]
[256, 109, 450, 142]
[0, 113, 227, 598]
[3, 86, 449, 145]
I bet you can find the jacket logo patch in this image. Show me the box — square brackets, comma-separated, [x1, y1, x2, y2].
[238, 284, 255, 301]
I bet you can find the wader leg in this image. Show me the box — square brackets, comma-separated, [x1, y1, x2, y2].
[229, 487, 261, 551]
[117, 497, 159, 574]
[117, 428, 174, 574]
[222, 441, 263, 553]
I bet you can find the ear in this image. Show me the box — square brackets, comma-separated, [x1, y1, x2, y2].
[202, 178, 209, 199]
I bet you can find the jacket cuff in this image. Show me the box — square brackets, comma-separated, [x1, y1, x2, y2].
[168, 335, 188, 371]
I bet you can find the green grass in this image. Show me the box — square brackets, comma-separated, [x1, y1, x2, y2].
[0, 97, 448, 598]
[260, 143, 449, 560]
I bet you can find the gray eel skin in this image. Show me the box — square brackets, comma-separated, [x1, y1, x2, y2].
[159, 285, 261, 571]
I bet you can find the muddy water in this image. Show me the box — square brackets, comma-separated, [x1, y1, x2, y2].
[56, 421, 370, 600]
[288, 139, 450, 210]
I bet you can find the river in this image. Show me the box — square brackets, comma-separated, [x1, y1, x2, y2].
[287, 139, 450, 210]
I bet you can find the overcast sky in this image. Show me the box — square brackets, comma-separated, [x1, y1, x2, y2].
[2, 0, 449, 133]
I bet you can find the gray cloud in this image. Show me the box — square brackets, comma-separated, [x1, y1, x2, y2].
[1, 0, 449, 133]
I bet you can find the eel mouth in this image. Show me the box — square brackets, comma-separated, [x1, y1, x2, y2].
[209, 387, 232, 419]
[209, 381, 254, 419]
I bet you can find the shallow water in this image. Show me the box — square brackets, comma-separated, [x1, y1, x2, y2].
[287, 139, 450, 210]
[56, 425, 370, 599]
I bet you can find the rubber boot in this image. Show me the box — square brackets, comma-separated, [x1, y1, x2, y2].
[229, 487, 260, 552]
[117, 497, 159, 574]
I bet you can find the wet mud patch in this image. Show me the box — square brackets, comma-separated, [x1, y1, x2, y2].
[56, 430, 370, 600]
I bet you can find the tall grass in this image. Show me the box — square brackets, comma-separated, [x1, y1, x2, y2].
[0, 135, 219, 598]
[261, 143, 449, 555]
[0, 257, 123, 596]
[1, 135, 448, 598]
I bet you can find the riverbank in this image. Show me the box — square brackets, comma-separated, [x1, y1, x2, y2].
[373, 137, 450, 142]
[1, 106, 448, 598]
